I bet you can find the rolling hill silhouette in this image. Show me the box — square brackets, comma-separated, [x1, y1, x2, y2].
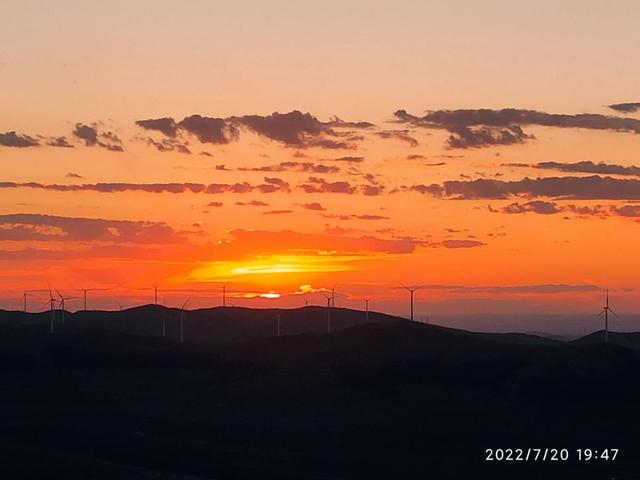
[0, 305, 403, 344]
[1, 306, 639, 479]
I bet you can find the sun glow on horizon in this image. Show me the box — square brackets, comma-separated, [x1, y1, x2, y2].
[188, 255, 356, 283]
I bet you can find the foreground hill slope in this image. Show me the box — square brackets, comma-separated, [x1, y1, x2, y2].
[1, 309, 640, 479]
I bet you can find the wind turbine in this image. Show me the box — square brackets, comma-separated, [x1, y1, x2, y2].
[153, 285, 158, 305]
[400, 284, 421, 321]
[179, 297, 191, 344]
[56, 289, 76, 324]
[221, 284, 227, 308]
[320, 287, 347, 333]
[363, 298, 371, 323]
[277, 313, 281, 337]
[82, 288, 99, 311]
[23, 291, 29, 313]
[44, 286, 56, 334]
[599, 289, 618, 343]
[320, 291, 332, 333]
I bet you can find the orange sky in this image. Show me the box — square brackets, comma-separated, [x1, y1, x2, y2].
[1, 1, 640, 326]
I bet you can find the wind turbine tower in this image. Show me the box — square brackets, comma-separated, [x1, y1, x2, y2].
[179, 297, 191, 344]
[401, 284, 421, 322]
[82, 288, 97, 311]
[56, 290, 76, 324]
[321, 291, 332, 333]
[599, 289, 618, 343]
[45, 287, 56, 334]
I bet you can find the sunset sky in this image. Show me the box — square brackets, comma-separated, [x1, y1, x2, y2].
[2, 1, 640, 328]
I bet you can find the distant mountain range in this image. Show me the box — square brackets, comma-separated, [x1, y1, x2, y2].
[1, 304, 636, 349]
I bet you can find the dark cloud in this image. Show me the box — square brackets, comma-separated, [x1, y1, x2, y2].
[177, 115, 239, 145]
[238, 161, 340, 174]
[206, 201, 223, 208]
[434, 239, 485, 249]
[325, 117, 376, 129]
[447, 125, 532, 148]
[500, 162, 531, 168]
[46, 136, 74, 148]
[73, 123, 123, 152]
[375, 129, 418, 147]
[230, 110, 358, 149]
[360, 185, 385, 196]
[262, 209, 293, 215]
[73, 124, 99, 145]
[330, 156, 365, 163]
[135, 117, 178, 137]
[136, 111, 365, 150]
[236, 200, 270, 207]
[298, 177, 385, 196]
[300, 202, 326, 211]
[395, 108, 640, 148]
[502, 201, 563, 215]
[395, 108, 640, 132]
[534, 160, 640, 177]
[299, 177, 355, 194]
[144, 137, 191, 154]
[0, 181, 289, 195]
[494, 201, 640, 219]
[608, 102, 640, 114]
[614, 205, 640, 217]
[398, 175, 640, 200]
[0, 213, 185, 244]
[263, 177, 289, 187]
[322, 213, 389, 221]
[65, 172, 83, 179]
[0, 131, 39, 148]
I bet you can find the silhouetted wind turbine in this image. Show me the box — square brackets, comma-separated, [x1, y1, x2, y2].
[82, 288, 99, 311]
[153, 285, 158, 305]
[363, 298, 371, 323]
[46, 286, 56, 334]
[400, 284, 421, 321]
[179, 297, 191, 344]
[599, 289, 618, 343]
[222, 284, 227, 308]
[56, 289, 76, 324]
[321, 291, 332, 333]
[23, 291, 28, 313]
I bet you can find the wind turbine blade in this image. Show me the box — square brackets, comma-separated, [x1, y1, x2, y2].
[182, 296, 192, 309]
[609, 308, 619, 318]
[598, 310, 605, 317]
